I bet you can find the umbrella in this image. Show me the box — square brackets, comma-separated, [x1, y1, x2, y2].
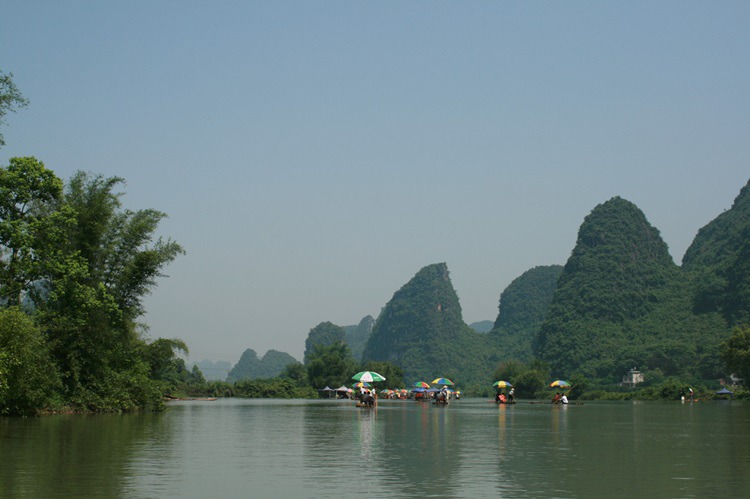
[353, 382, 372, 388]
[413, 381, 430, 388]
[493, 381, 512, 389]
[319, 386, 336, 398]
[431, 377, 454, 386]
[715, 388, 734, 395]
[550, 380, 571, 388]
[352, 371, 387, 383]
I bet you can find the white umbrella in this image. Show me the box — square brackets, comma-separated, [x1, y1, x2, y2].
[351, 371, 386, 383]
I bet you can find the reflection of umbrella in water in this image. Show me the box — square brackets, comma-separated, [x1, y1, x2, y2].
[493, 381, 512, 389]
[413, 381, 430, 388]
[432, 377, 454, 386]
[352, 371, 387, 383]
[550, 380, 571, 388]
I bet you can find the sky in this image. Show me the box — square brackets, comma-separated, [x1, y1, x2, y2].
[2, 2, 749, 365]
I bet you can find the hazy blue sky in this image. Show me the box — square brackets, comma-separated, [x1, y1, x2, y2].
[2, 2, 748, 364]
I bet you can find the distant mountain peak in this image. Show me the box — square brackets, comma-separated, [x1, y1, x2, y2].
[362, 263, 491, 384]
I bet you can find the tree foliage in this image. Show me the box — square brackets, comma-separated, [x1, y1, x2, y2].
[721, 325, 750, 385]
[0, 307, 60, 415]
[0, 157, 65, 306]
[305, 342, 358, 389]
[0, 70, 29, 148]
[304, 321, 346, 364]
[0, 158, 185, 413]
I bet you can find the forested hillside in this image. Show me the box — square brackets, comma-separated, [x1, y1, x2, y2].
[488, 265, 562, 362]
[343, 315, 374, 361]
[683, 178, 750, 326]
[226, 349, 298, 382]
[535, 196, 734, 383]
[303, 322, 346, 363]
[298, 179, 750, 390]
[362, 263, 493, 386]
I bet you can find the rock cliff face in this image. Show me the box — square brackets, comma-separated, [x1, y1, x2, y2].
[362, 263, 491, 385]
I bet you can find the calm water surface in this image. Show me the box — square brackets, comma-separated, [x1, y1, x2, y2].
[2, 398, 749, 498]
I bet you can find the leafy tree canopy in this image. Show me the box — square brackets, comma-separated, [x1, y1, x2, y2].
[306, 342, 358, 389]
[304, 321, 346, 364]
[0, 70, 29, 148]
[721, 325, 750, 385]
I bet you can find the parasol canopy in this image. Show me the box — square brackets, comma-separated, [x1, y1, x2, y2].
[549, 380, 571, 388]
[493, 381, 512, 389]
[352, 371, 386, 383]
[431, 377, 454, 386]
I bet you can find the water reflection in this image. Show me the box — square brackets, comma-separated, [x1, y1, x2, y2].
[0, 412, 161, 497]
[2, 399, 750, 498]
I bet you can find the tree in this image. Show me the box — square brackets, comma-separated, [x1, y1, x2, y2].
[513, 369, 547, 399]
[306, 343, 357, 389]
[0, 157, 65, 306]
[0, 70, 29, 148]
[492, 359, 526, 383]
[360, 361, 404, 388]
[279, 361, 308, 387]
[304, 321, 346, 363]
[18, 168, 185, 410]
[142, 338, 189, 386]
[188, 364, 206, 385]
[721, 325, 750, 385]
[59, 171, 184, 321]
[38, 171, 184, 402]
[0, 307, 60, 415]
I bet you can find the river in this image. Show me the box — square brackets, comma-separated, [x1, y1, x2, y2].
[2, 397, 748, 498]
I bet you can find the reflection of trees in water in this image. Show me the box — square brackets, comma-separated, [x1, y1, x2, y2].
[0, 412, 163, 497]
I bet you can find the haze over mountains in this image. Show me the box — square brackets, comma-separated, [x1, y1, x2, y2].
[224, 177, 750, 386]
